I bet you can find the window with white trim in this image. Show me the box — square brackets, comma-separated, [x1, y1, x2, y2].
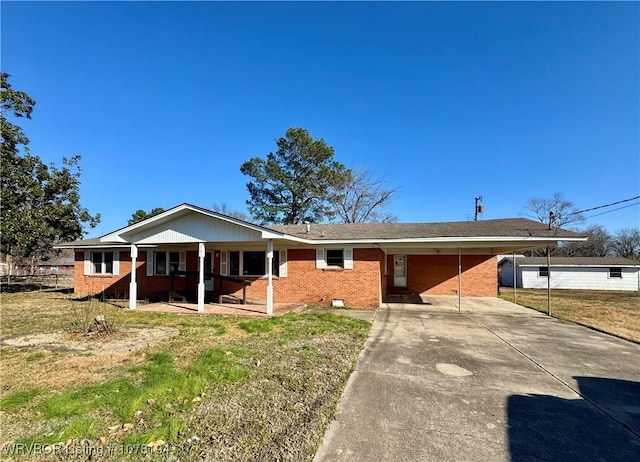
[84, 251, 119, 275]
[226, 250, 283, 277]
[609, 267, 622, 278]
[316, 248, 353, 269]
[538, 266, 549, 277]
[92, 252, 113, 274]
[147, 251, 186, 276]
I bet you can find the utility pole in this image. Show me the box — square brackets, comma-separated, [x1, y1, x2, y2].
[474, 196, 483, 221]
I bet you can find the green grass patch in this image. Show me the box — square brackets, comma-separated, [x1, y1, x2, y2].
[238, 316, 285, 333]
[31, 347, 251, 444]
[0, 387, 46, 412]
[2, 291, 372, 460]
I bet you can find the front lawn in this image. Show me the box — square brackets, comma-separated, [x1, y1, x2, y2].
[0, 289, 371, 461]
[499, 288, 640, 342]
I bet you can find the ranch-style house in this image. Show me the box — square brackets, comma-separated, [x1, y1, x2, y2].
[60, 203, 585, 313]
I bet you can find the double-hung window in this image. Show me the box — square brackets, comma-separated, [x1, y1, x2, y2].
[84, 251, 119, 275]
[538, 267, 549, 277]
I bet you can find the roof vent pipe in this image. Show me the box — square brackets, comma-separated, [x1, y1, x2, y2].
[304, 221, 311, 233]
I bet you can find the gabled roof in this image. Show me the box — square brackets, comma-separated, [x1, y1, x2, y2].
[57, 203, 585, 251]
[58, 203, 285, 247]
[508, 257, 640, 267]
[100, 203, 284, 243]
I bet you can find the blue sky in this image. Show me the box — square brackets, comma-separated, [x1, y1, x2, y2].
[2, 1, 638, 237]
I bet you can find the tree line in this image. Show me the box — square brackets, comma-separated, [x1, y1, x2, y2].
[523, 193, 640, 260]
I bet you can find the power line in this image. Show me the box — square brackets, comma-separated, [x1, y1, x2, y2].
[572, 196, 640, 216]
[583, 201, 640, 220]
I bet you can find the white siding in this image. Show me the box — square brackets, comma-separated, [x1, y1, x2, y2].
[520, 266, 640, 291]
[130, 214, 264, 244]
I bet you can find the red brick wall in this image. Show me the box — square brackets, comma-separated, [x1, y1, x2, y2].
[74, 249, 496, 304]
[74, 250, 192, 299]
[74, 250, 136, 298]
[231, 248, 384, 308]
[387, 254, 497, 297]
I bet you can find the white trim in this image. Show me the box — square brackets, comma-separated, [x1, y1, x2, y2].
[316, 249, 325, 269]
[279, 250, 288, 278]
[344, 247, 354, 269]
[112, 251, 120, 276]
[84, 251, 91, 275]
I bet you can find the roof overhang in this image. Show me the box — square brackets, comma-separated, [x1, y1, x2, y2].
[279, 235, 585, 255]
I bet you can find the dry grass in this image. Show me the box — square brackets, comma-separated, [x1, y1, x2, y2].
[499, 288, 640, 342]
[0, 289, 371, 461]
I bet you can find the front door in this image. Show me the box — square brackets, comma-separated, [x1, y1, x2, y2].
[394, 255, 407, 287]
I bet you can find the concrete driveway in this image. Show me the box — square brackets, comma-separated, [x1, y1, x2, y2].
[314, 296, 640, 462]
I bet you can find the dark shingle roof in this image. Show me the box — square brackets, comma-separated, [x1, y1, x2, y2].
[514, 257, 640, 266]
[266, 218, 582, 240]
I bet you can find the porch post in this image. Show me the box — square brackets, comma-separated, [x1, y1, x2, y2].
[266, 239, 274, 316]
[198, 242, 205, 313]
[129, 245, 138, 310]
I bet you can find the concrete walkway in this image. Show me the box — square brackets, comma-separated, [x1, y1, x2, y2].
[315, 296, 640, 462]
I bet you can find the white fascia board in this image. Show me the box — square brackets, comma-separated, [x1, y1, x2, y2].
[276, 235, 586, 247]
[54, 244, 138, 249]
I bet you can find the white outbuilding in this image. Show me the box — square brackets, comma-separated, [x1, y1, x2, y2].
[499, 256, 640, 291]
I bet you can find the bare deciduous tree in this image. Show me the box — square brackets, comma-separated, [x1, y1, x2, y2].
[330, 168, 399, 223]
[554, 225, 612, 257]
[611, 228, 640, 260]
[211, 202, 252, 222]
[523, 192, 584, 230]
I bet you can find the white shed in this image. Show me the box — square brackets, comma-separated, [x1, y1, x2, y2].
[499, 257, 640, 291]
